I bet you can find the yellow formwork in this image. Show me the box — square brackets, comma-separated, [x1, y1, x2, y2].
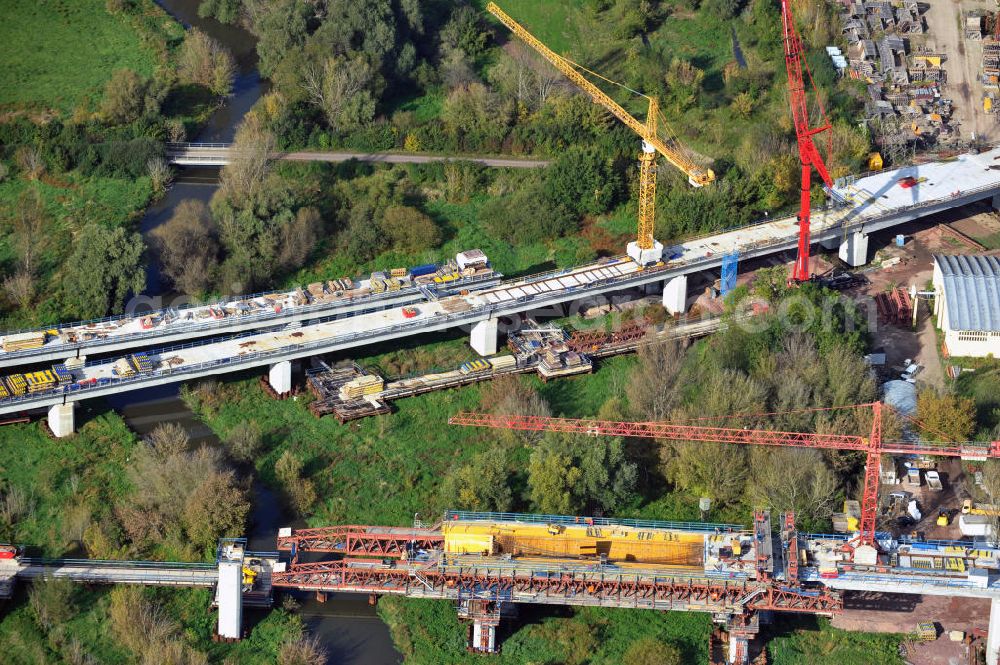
[443, 521, 705, 565]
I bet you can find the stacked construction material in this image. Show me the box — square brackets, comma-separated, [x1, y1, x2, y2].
[338, 375, 384, 401]
[874, 287, 912, 325]
[130, 353, 154, 374]
[2, 331, 47, 352]
[25, 370, 58, 394]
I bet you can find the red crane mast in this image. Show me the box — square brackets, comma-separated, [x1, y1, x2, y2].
[782, 0, 833, 282]
[449, 403, 1000, 553]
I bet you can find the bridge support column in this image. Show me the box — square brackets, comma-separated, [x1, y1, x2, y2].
[47, 404, 74, 438]
[268, 361, 292, 396]
[470, 619, 497, 653]
[662, 275, 687, 315]
[728, 633, 750, 665]
[470, 319, 498, 356]
[988, 597, 1000, 665]
[838, 231, 869, 267]
[216, 542, 244, 641]
[993, 192, 1000, 213]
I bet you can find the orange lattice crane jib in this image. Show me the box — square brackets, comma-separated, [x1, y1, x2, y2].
[485, 2, 714, 266]
[782, 0, 833, 283]
[449, 402, 1000, 558]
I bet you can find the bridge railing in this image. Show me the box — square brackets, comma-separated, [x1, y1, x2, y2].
[444, 510, 745, 532]
[0, 273, 500, 360]
[166, 142, 232, 150]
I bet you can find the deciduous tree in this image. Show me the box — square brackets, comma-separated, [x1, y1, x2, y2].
[178, 29, 237, 96]
[63, 225, 145, 319]
[381, 205, 440, 253]
[151, 199, 220, 295]
[917, 389, 976, 442]
[302, 55, 376, 133]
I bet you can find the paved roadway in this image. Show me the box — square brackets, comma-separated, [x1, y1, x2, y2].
[167, 143, 551, 168]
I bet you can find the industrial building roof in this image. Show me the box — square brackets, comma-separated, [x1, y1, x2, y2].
[935, 254, 1000, 331]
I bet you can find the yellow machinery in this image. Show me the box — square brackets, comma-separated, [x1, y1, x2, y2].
[963, 499, 1000, 515]
[241, 566, 258, 591]
[486, 2, 714, 264]
[443, 520, 705, 566]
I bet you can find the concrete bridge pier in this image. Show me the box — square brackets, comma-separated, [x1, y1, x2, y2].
[662, 275, 687, 315]
[268, 361, 292, 396]
[993, 192, 1000, 212]
[988, 597, 1000, 665]
[216, 542, 244, 641]
[838, 230, 869, 267]
[470, 319, 498, 356]
[469, 618, 497, 653]
[47, 403, 74, 438]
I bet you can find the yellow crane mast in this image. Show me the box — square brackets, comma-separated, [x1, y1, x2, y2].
[486, 2, 715, 265]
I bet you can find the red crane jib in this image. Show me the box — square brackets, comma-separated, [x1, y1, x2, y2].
[449, 405, 1000, 550]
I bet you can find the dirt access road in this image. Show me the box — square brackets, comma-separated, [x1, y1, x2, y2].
[922, 0, 998, 143]
[279, 150, 552, 168]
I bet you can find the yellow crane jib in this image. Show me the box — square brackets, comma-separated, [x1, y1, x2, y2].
[485, 2, 714, 263]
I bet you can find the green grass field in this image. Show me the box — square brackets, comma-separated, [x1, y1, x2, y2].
[0, 0, 175, 114]
[474, 0, 590, 54]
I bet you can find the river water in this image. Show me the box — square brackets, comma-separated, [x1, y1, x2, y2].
[114, 3, 404, 662]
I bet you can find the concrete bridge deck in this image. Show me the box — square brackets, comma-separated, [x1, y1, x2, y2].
[4, 148, 1000, 424]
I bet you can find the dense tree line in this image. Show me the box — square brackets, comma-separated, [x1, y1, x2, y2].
[439, 281, 879, 531]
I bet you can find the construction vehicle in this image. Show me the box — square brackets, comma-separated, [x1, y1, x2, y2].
[486, 2, 713, 266]
[925, 470, 943, 491]
[241, 565, 258, 591]
[937, 510, 950, 527]
[780, 0, 833, 282]
[401, 306, 419, 319]
[963, 499, 1000, 515]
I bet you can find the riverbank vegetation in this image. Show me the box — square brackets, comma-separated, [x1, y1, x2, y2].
[0, 0, 238, 328]
[199, 0, 866, 249]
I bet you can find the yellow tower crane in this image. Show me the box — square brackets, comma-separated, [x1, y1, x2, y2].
[486, 2, 715, 265]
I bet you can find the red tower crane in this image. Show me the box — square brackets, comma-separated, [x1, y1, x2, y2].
[782, 0, 833, 282]
[449, 403, 1000, 553]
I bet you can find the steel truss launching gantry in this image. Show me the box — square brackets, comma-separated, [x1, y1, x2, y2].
[485, 2, 715, 266]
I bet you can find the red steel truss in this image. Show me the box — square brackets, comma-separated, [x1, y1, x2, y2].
[276, 526, 443, 558]
[447, 412, 868, 450]
[783, 512, 799, 585]
[271, 560, 841, 615]
[448, 403, 1000, 550]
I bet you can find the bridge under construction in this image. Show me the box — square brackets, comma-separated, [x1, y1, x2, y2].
[4, 148, 1000, 435]
[8, 507, 999, 665]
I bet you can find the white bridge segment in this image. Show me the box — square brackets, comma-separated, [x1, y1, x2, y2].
[0, 272, 501, 368]
[2, 149, 1000, 414]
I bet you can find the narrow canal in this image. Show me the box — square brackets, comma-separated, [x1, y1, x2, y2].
[111, 3, 405, 661]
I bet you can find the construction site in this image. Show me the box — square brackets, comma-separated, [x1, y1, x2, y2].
[13, 1, 1000, 664]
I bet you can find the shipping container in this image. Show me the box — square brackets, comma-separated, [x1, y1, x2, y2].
[409, 263, 437, 278]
